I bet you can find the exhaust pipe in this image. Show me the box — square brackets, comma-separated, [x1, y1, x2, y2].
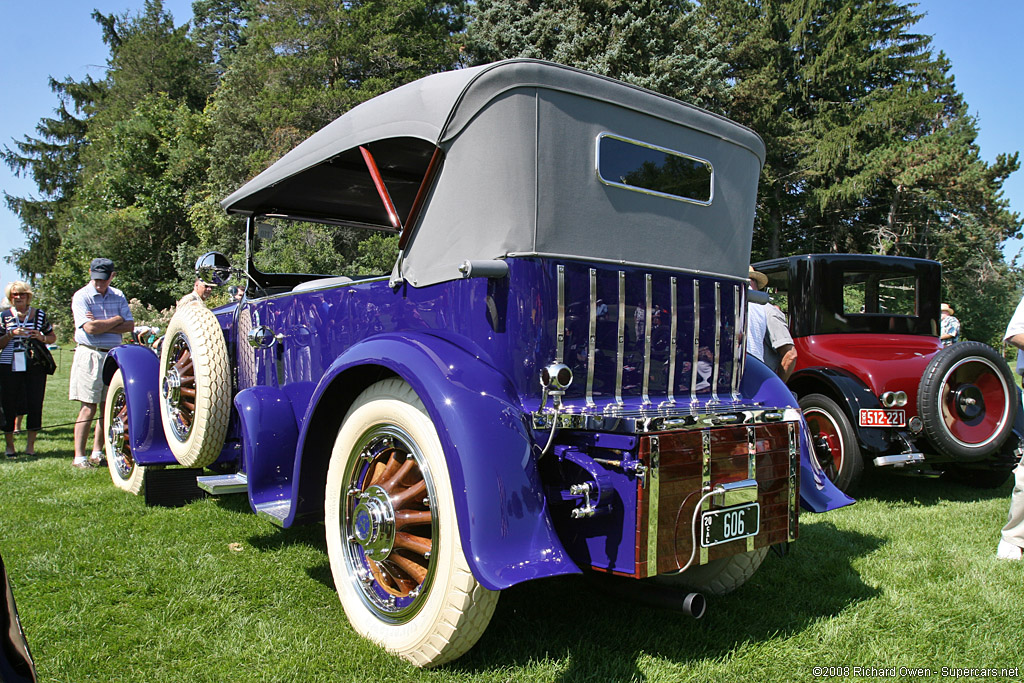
[588, 576, 707, 619]
[629, 583, 707, 619]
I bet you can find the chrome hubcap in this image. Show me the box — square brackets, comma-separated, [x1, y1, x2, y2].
[351, 486, 396, 561]
[108, 389, 134, 480]
[162, 370, 182, 405]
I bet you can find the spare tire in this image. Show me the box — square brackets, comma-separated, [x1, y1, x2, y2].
[917, 341, 1016, 462]
[655, 547, 768, 596]
[159, 304, 231, 467]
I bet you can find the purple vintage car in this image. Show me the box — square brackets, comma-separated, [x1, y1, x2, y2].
[101, 59, 851, 666]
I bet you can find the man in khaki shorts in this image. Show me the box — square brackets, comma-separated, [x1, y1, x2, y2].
[69, 258, 134, 468]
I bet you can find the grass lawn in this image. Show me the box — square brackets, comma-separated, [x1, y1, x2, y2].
[1, 355, 1022, 682]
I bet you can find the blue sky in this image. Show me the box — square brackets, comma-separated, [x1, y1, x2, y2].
[1, 0, 1022, 301]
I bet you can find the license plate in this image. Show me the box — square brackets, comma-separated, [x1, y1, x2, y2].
[859, 408, 906, 427]
[701, 502, 760, 548]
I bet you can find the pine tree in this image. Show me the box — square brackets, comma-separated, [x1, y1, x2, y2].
[191, 0, 256, 71]
[2, 74, 103, 281]
[707, 0, 1022, 344]
[34, 0, 219, 327]
[466, 0, 729, 110]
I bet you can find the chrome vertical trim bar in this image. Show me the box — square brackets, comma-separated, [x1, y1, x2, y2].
[667, 277, 678, 405]
[615, 271, 625, 407]
[710, 281, 722, 404]
[642, 273, 653, 405]
[556, 265, 565, 364]
[646, 435, 661, 577]
[690, 280, 700, 405]
[586, 268, 597, 408]
[739, 286, 748, 384]
[788, 422, 798, 542]
[731, 284, 743, 399]
[747, 425, 757, 552]
[700, 429, 711, 565]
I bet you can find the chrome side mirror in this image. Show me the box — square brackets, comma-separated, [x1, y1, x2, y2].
[195, 251, 233, 286]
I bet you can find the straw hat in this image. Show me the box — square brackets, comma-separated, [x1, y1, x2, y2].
[748, 266, 768, 289]
[940, 303, 954, 315]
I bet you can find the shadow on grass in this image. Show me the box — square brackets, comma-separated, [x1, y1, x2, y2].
[6, 425, 77, 460]
[448, 521, 882, 680]
[246, 518, 328, 555]
[246, 520, 335, 592]
[229, 497, 882, 678]
[854, 468, 1013, 506]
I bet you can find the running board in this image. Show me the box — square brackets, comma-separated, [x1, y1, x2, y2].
[255, 500, 291, 527]
[873, 453, 925, 468]
[196, 473, 248, 495]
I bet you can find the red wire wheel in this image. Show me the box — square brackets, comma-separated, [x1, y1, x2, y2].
[918, 341, 1016, 461]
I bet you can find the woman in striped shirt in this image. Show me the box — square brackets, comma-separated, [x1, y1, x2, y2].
[0, 281, 56, 457]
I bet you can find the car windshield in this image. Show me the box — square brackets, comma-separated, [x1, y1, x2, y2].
[250, 217, 398, 278]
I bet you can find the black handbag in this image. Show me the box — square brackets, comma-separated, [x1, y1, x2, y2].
[25, 338, 56, 375]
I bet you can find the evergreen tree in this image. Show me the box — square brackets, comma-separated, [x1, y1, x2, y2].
[707, 0, 1021, 343]
[466, 0, 729, 110]
[2, 77, 102, 281]
[198, 0, 465, 260]
[92, 0, 213, 115]
[34, 0, 218, 330]
[191, 0, 256, 71]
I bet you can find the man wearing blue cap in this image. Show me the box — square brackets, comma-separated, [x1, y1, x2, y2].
[68, 258, 134, 468]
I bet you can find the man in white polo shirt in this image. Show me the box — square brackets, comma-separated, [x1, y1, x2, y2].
[69, 258, 134, 468]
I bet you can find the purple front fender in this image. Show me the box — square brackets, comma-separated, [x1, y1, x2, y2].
[293, 332, 581, 591]
[103, 345, 177, 466]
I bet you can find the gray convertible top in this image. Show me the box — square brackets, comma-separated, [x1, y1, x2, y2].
[222, 59, 766, 286]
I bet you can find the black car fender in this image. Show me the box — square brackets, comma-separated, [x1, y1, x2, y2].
[788, 366, 898, 455]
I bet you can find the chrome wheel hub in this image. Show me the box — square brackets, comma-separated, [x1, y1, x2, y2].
[162, 370, 182, 406]
[108, 416, 126, 451]
[108, 389, 134, 480]
[351, 485, 396, 562]
[953, 384, 983, 420]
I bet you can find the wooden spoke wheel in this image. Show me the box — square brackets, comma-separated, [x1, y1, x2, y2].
[325, 379, 498, 667]
[158, 304, 230, 468]
[104, 369, 146, 495]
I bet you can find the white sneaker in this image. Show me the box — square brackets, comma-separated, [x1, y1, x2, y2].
[996, 540, 1022, 560]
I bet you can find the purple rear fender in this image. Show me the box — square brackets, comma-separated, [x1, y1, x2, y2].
[103, 346, 177, 465]
[740, 357, 855, 512]
[291, 332, 581, 591]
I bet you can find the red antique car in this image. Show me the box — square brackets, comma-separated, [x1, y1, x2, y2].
[753, 254, 1023, 491]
